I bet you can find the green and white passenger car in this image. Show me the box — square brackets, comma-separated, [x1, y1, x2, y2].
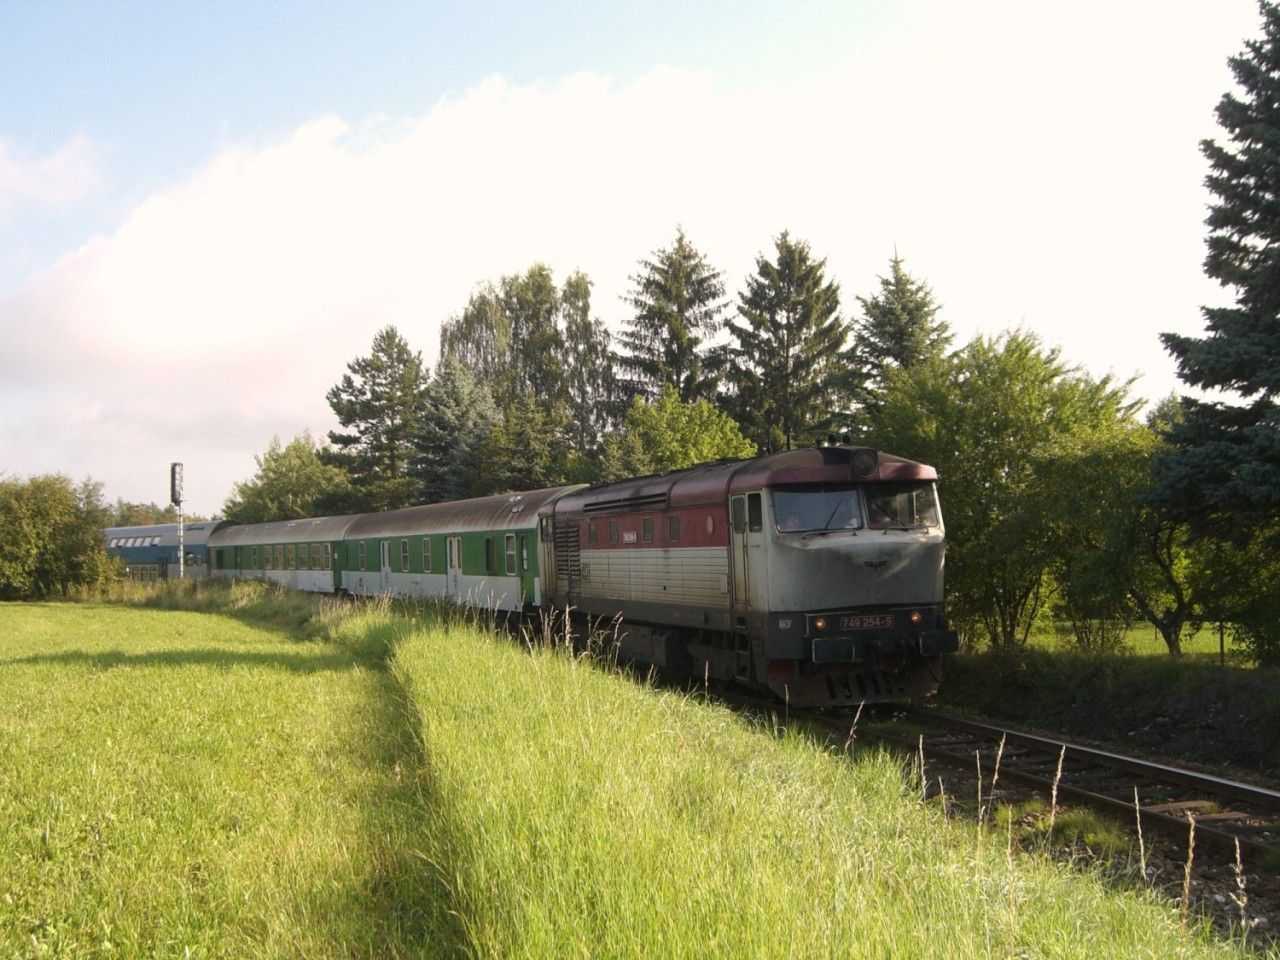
[205, 486, 582, 615]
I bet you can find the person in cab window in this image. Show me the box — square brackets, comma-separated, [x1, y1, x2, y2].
[780, 512, 804, 532]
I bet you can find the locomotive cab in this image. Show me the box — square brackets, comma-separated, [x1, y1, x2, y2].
[748, 478, 957, 705]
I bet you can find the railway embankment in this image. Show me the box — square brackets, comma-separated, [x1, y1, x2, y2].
[389, 618, 1258, 958]
[938, 648, 1280, 781]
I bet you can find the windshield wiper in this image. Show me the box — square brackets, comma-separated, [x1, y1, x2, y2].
[821, 498, 846, 531]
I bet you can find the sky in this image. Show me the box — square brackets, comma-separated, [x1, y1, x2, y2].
[0, 0, 1264, 516]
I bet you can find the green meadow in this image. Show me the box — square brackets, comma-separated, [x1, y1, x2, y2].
[0, 589, 1267, 958]
[0, 601, 446, 957]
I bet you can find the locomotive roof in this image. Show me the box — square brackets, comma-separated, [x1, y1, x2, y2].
[207, 514, 362, 547]
[554, 446, 937, 514]
[103, 521, 227, 547]
[344, 485, 584, 538]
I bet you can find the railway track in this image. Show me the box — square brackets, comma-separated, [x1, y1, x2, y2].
[853, 706, 1280, 863]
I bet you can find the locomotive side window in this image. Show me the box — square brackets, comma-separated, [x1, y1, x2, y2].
[588, 520, 598, 545]
[748, 493, 763, 532]
[668, 514, 680, 542]
[608, 520, 619, 544]
[731, 498, 746, 534]
[643, 516, 653, 543]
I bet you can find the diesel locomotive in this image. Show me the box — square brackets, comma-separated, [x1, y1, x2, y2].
[541, 444, 957, 706]
[113, 444, 957, 706]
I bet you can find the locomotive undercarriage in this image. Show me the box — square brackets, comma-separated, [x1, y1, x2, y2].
[597, 614, 950, 707]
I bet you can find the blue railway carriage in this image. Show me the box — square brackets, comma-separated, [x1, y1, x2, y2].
[103, 522, 225, 580]
[205, 515, 360, 593]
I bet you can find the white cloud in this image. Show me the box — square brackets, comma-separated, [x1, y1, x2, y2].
[0, 2, 1261, 513]
[0, 135, 99, 216]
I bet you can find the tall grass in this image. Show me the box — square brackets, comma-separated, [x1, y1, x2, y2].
[391, 622, 1254, 959]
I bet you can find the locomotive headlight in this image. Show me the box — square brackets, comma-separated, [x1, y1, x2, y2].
[814, 617, 828, 631]
[909, 610, 923, 626]
[851, 449, 879, 477]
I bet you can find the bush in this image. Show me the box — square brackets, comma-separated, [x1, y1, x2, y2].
[0, 474, 117, 599]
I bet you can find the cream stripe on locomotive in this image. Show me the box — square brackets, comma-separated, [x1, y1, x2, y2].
[577, 546, 729, 606]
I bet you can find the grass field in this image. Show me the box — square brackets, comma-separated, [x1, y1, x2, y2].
[0, 601, 448, 957]
[0, 590, 1267, 958]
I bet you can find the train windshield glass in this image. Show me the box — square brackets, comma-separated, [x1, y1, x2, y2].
[864, 482, 940, 529]
[773, 486, 864, 533]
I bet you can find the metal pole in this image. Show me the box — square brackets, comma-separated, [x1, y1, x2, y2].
[178, 504, 185, 580]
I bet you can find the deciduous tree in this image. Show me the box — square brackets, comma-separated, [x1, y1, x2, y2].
[0, 475, 116, 599]
[870, 331, 1133, 650]
[600, 387, 756, 480]
[222, 432, 352, 523]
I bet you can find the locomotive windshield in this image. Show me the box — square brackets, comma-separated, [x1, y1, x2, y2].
[772, 482, 940, 533]
[864, 482, 940, 529]
[773, 486, 864, 532]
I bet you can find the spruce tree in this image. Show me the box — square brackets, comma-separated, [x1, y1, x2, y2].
[617, 228, 727, 403]
[726, 232, 847, 451]
[845, 253, 950, 422]
[325, 326, 430, 511]
[1157, 1, 1280, 539]
[408, 358, 499, 504]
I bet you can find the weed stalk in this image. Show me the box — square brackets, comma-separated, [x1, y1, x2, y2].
[988, 734, 1006, 825]
[1133, 786, 1147, 881]
[975, 750, 983, 833]
[1047, 745, 1066, 840]
[1180, 814, 1196, 928]
[1230, 837, 1248, 941]
[843, 700, 865, 756]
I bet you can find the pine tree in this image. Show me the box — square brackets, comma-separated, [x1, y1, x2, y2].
[725, 232, 848, 451]
[325, 326, 430, 512]
[617, 228, 727, 403]
[1157, 1, 1280, 540]
[844, 253, 951, 423]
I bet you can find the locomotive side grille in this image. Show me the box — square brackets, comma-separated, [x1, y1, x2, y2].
[553, 520, 580, 589]
[583, 492, 668, 513]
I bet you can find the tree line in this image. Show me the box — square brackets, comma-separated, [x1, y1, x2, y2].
[226, 233, 952, 522]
